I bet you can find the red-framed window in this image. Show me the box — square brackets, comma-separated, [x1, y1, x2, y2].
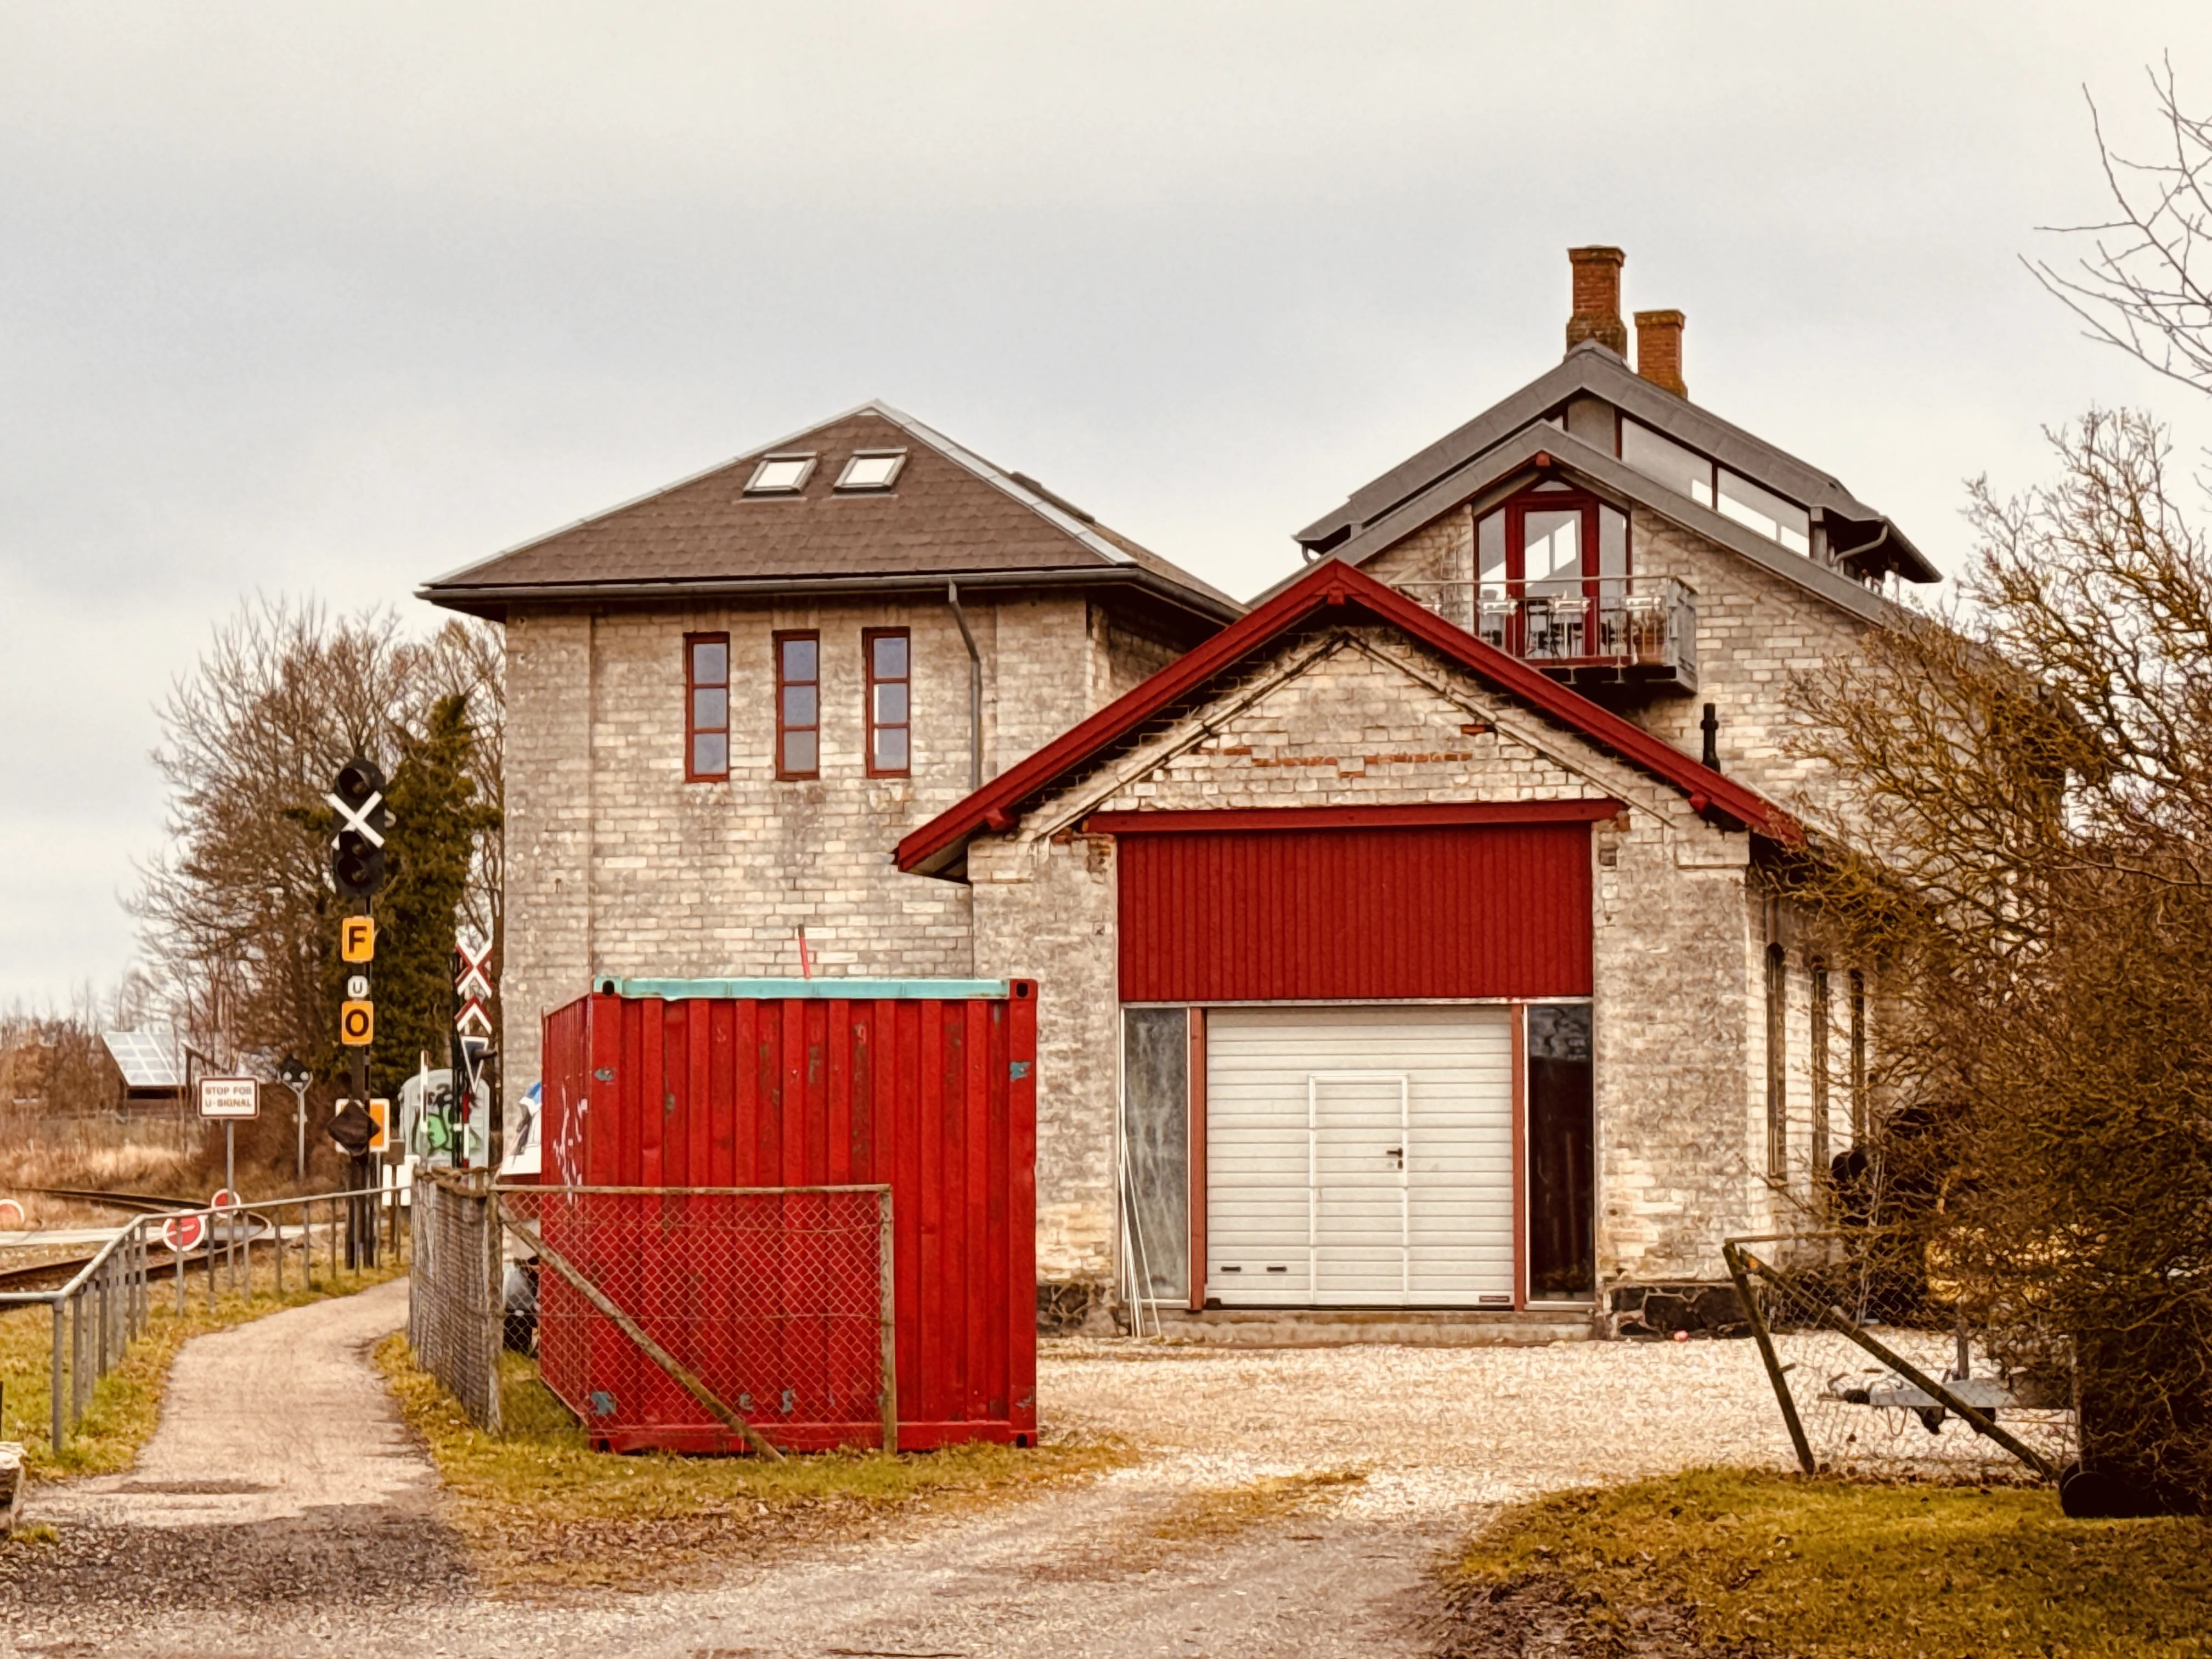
[1475, 486, 1630, 661]
[865, 628, 911, 776]
[775, 631, 820, 779]
[685, 633, 730, 781]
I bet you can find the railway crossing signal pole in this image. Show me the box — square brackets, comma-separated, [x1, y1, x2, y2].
[329, 757, 388, 1267]
[277, 1055, 311, 1181]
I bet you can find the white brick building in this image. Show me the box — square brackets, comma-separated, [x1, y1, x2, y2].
[426, 248, 1939, 1337]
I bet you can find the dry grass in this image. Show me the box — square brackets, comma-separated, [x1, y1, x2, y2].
[376, 1335, 1136, 1595]
[1149, 1469, 1367, 1543]
[1449, 1469, 2212, 1659]
[0, 1118, 197, 1229]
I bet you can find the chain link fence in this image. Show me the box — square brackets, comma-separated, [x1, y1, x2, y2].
[1725, 1232, 2076, 1483]
[409, 1176, 895, 1455]
[409, 1172, 504, 1431]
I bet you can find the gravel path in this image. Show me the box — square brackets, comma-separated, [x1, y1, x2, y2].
[1, 1317, 1800, 1656]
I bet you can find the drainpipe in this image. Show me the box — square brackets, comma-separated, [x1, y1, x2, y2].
[947, 582, 983, 791]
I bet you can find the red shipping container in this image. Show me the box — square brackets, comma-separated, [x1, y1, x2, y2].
[538, 977, 1037, 1454]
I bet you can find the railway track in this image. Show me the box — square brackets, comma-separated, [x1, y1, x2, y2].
[21, 1186, 202, 1216]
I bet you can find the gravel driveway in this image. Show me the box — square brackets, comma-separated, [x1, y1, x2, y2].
[2, 1318, 1799, 1657]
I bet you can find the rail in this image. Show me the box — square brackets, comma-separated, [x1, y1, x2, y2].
[1387, 575, 1699, 686]
[0, 1183, 407, 1455]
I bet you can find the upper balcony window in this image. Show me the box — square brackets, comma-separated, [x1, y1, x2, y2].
[1618, 419, 1810, 556]
[836, 450, 907, 491]
[745, 454, 817, 494]
[1476, 489, 1629, 595]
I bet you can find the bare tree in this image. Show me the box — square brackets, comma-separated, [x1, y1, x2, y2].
[2030, 57, 2212, 401]
[132, 598, 504, 1074]
[1788, 413, 2212, 1513]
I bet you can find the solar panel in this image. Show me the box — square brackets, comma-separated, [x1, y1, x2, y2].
[103, 1029, 183, 1089]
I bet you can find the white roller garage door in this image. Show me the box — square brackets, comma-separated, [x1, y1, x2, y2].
[1204, 1005, 1514, 1308]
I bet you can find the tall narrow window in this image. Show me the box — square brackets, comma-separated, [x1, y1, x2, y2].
[1527, 1003, 1596, 1300]
[865, 628, 911, 776]
[1809, 961, 1831, 1182]
[1765, 944, 1788, 1179]
[775, 631, 819, 779]
[685, 633, 729, 781]
[1849, 969, 1868, 1139]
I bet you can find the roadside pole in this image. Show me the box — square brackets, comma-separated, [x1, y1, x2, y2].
[278, 1055, 311, 1182]
[328, 755, 390, 1269]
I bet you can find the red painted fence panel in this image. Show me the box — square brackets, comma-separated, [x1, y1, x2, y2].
[1117, 820, 1595, 1002]
[538, 978, 1037, 1453]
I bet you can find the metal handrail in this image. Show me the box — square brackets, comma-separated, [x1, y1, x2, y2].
[0, 1182, 403, 1454]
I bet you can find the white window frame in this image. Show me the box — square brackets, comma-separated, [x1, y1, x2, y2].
[835, 449, 907, 491]
[744, 453, 817, 494]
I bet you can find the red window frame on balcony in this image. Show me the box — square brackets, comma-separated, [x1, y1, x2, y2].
[685, 632, 730, 782]
[774, 630, 820, 780]
[1493, 490, 1607, 662]
[864, 628, 911, 777]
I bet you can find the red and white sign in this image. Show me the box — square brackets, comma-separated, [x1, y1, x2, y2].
[210, 1188, 240, 1213]
[162, 1212, 208, 1252]
[454, 937, 493, 1002]
[0, 1198, 23, 1228]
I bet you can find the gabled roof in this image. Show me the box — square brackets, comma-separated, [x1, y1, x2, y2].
[1294, 342, 1938, 589]
[896, 556, 1798, 879]
[420, 401, 1240, 627]
[1255, 421, 1900, 625]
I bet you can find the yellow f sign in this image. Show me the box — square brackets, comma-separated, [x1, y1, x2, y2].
[341, 916, 376, 963]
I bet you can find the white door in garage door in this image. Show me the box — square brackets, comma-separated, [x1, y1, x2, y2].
[1204, 1005, 1514, 1307]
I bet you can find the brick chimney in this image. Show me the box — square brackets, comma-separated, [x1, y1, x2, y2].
[1634, 309, 1686, 397]
[1565, 246, 1628, 357]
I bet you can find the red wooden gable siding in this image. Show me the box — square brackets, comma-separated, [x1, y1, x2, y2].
[539, 987, 1037, 1450]
[1118, 823, 1594, 1002]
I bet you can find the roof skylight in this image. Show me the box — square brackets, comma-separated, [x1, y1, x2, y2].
[744, 454, 816, 494]
[836, 450, 907, 490]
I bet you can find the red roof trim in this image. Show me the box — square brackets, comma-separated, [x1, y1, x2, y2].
[895, 558, 1798, 874]
[1084, 800, 1624, 834]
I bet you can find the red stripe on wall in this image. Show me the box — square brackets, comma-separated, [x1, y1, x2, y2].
[1117, 822, 1593, 1002]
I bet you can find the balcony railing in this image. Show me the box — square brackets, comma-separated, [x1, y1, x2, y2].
[1387, 575, 1698, 692]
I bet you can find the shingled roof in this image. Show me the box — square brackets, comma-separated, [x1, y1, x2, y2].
[420, 402, 1241, 627]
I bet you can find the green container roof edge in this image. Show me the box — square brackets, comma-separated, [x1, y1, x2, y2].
[593, 975, 1014, 1002]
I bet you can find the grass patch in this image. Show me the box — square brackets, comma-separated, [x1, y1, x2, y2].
[376, 1335, 1135, 1594]
[1150, 1469, 1366, 1544]
[0, 1254, 405, 1479]
[1452, 1468, 2212, 1658]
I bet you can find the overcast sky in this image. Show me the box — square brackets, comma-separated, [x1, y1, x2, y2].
[4, 2, 2210, 1009]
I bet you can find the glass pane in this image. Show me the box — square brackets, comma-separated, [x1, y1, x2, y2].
[749, 456, 810, 492]
[781, 636, 817, 680]
[691, 687, 727, 730]
[1717, 469, 1812, 555]
[1619, 419, 1713, 506]
[782, 684, 817, 726]
[1526, 1003, 1594, 1298]
[874, 682, 909, 725]
[873, 726, 909, 772]
[690, 639, 727, 685]
[691, 733, 728, 776]
[1477, 509, 1506, 589]
[872, 633, 908, 678]
[782, 730, 817, 775]
[1522, 509, 1582, 584]
[1599, 506, 1629, 579]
